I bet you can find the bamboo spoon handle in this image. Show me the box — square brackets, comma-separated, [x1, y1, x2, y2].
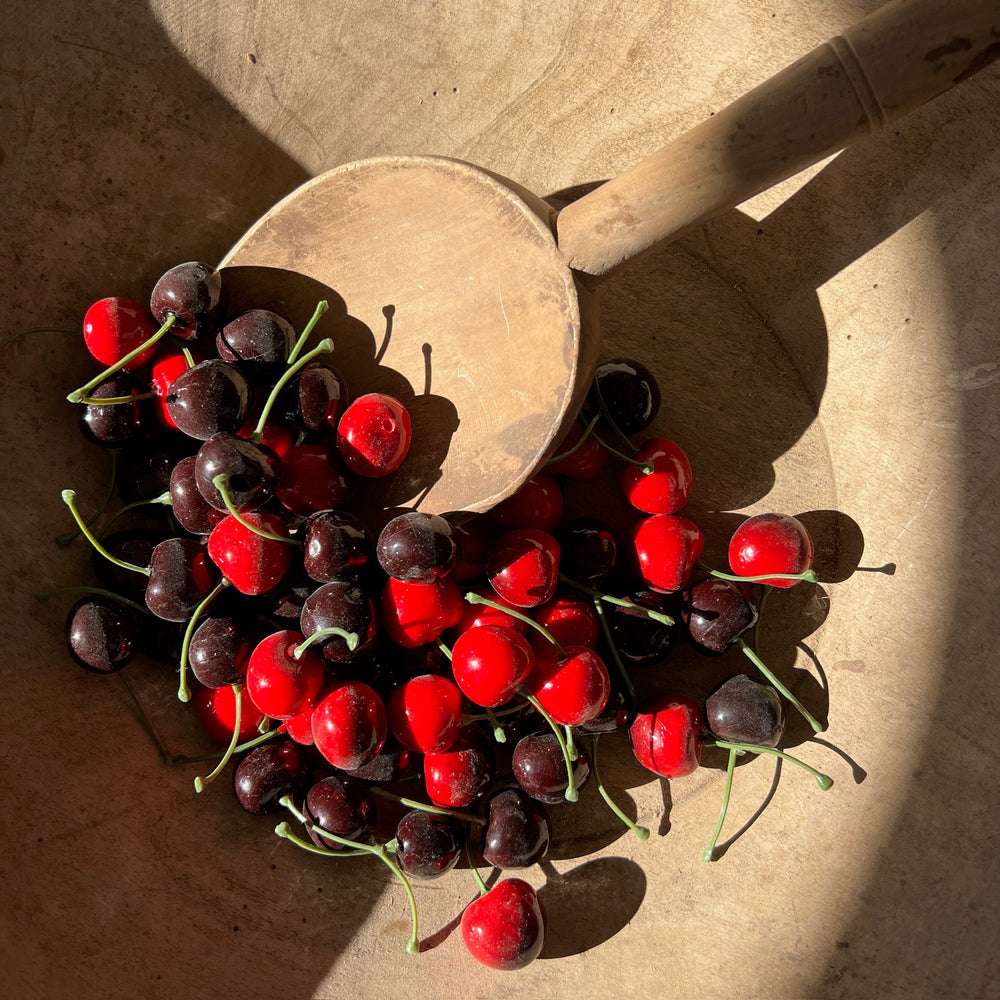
[556, 0, 1000, 279]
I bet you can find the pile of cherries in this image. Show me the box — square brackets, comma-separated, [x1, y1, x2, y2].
[57, 261, 832, 971]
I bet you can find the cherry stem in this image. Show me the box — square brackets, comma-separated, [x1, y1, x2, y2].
[0, 325, 77, 349]
[545, 412, 602, 466]
[590, 429, 653, 472]
[703, 746, 738, 862]
[705, 565, 818, 586]
[60, 489, 149, 577]
[34, 586, 149, 615]
[520, 689, 578, 803]
[277, 794, 420, 954]
[66, 314, 177, 403]
[589, 596, 637, 700]
[559, 574, 675, 626]
[171, 727, 280, 765]
[193, 683, 243, 792]
[285, 300, 330, 367]
[590, 736, 649, 840]
[272, 822, 369, 859]
[564, 725, 578, 761]
[464, 839, 490, 897]
[463, 591, 566, 658]
[736, 638, 825, 734]
[292, 626, 359, 659]
[706, 738, 834, 790]
[177, 577, 230, 703]
[463, 701, 526, 725]
[74, 390, 157, 406]
[436, 640, 453, 661]
[588, 382, 639, 455]
[251, 332, 334, 442]
[212, 474, 301, 545]
[485, 707, 507, 743]
[371, 788, 487, 826]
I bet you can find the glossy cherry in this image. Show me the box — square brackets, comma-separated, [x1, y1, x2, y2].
[165, 358, 249, 440]
[530, 593, 600, 650]
[149, 260, 225, 340]
[587, 356, 660, 434]
[511, 731, 590, 804]
[304, 774, 377, 849]
[310, 680, 387, 770]
[486, 527, 561, 608]
[728, 512, 815, 588]
[631, 514, 704, 593]
[207, 511, 294, 595]
[380, 575, 464, 649]
[423, 726, 494, 808]
[376, 511, 458, 582]
[169, 456, 227, 535]
[524, 643, 610, 727]
[274, 443, 352, 515]
[244, 629, 326, 720]
[682, 577, 758, 654]
[461, 878, 546, 970]
[302, 509, 375, 584]
[82, 297, 160, 368]
[621, 437, 693, 515]
[336, 392, 411, 477]
[194, 683, 266, 744]
[232, 738, 312, 815]
[216, 308, 294, 384]
[386, 673, 463, 754]
[194, 432, 281, 512]
[394, 809, 464, 880]
[488, 474, 564, 532]
[65, 596, 139, 673]
[188, 615, 257, 688]
[450, 624, 534, 708]
[558, 516, 618, 587]
[705, 673, 786, 747]
[145, 536, 220, 621]
[78, 372, 154, 448]
[300, 580, 379, 663]
[481, 788, 551, 869]
[629, 693, 703, 778]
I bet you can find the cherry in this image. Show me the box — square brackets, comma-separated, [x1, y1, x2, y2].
[232, 738, 312, 815]
[216, 308, 294, 384]
[606, 588, 678, 666]
[376, 511, 458, 582]
[194, 432, 281, 512]
[150, 345, 205, 430]
[146, 536, 220, 621]
[545, 418, 608, 479]
[524, 643, 610, 728]
[621, 437, 693, 515]
[380, 575, 463, 649]
[728, 512, 815, 588]
[451, 624, 534, 708]
[336, 392, 411, 477]
[169, 456, 227, 535]
[588, 357, 660, 434]
[187, 615, 257, 687]
[454, 587, 529, 638]
[116, 440, 185, 504]
[300, 580, 379, 663]
[244, 629, 326, 720]
[488, 474, 564, 532]
[386, 673, 463, 754]
[78, 372, 154, 448]
[486, 527, 561, 608]
[302, 509, 375, 584]
[682, 577, 758, 654]
[166, 359, 250, 441]
[274, 444, 352, 515]
[558, 516, 618, 587]
[149, 261, 225, 340]
[207, 510, 294, 595]
[275, 361, 348, 433]
[705, 673, 786, 747]
[194, 683, 266, 744]
[93, 529, 163, 600]
[481, 788, 551, 869]
[423, 726, 494, 808]
[511, 731, 590, 804]
[629, 693, 703, 778]
[530, 593, 600, 650]
[304, 774, 377, 849]
[65, 596, 140, 673]
[394, 809, 464, 880]
[83, 297, 160, 368]
[311, 680, 387, 770]
[630, 513, 704, 593]
[461, 877, 546, 970]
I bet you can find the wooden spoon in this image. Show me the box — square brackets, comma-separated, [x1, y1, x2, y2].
[219, 0, 998, 515]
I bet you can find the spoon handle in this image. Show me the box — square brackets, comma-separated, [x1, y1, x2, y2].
[556, 0, 1000, 279]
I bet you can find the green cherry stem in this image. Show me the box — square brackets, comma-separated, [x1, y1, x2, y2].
[545, 412, 602, 465]
[703, 564, 818, 586]
[436, 640, 453, 661]
[590, 736, 649, 840]
[736, 638, 825, 734]
[588, 382, 639, 455]
[703, 746, 738, 862]
[463, 591, 566, 658]
[66, 314, 177, 403]
[60, 490, 149, 576]
[705, 738, 834, 790]
[590, 429, 653, 473]
[485, 707, 508, 743]
[273, 822, 368, 859]
[0, 325, 77, 349]
[212, 474, 302, 545]
[292, 626, 359, 659]
[559, 574, 675, 626]
[371, 787, 487, 826]
[194, 682, 243, 792]
[177, 578, 231, 703]
[73, 390, 157, 406]
[277, 794, 420, 955]
[464, 838, 490, 897]
[589, 596, 637, 701]
[520, 688, 578, 803]
[284, 300, 330, 367]
[251, 331, 333, 442]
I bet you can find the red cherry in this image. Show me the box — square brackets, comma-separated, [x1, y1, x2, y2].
[311, 681, 387, 770]
[489, 474, 564, 532]
[524, 643, 610, 726]
[545, 419, 608, 479]
[486, 528, 561, 608]
[83, 297, 160, 369]
[728, 512, 814, 588]
[423, 727, 494, 808]
[454, 587, 529, 638]
[279, 705, 317, 746]
[387, 674, 463, 754]
[275, 443, 353, 515]
[207, 511, 295, 595]
[461, 878, 546, 970]
[336, 392, 411, 477]
[630, 514, 704, 593]
[380, 576, 464, 648]
[451, 624, 534, 708]
[629, 693, 703, 778]
[530, 593, 600, 650]
[244, 630, 326, 721]
[621, 437, 693, 515]
[194, 684, 265, 744]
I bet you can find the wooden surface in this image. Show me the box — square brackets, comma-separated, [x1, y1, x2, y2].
[2, 1, 999, 998]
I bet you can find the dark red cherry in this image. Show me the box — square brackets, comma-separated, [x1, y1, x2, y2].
[65, 596, 139, 673]
[376, 511, 457, 582]
[486, 527, 561, 608]
[150, 261, 225, 340]
[169, 456, 228, 535]
[705, 674, 786, 747]
[336, 392, 411, 477]
[275, 444, 352, 515]
[145, 537, 219, 621]
[188, 615, 258, 688]
[165, 359, 249, 440]
[311, 680, 387, 771]
[631, 514, 704, 593]
[629, 693, 703, 778]
[621, 437, 693, 515]
[232, 738, 312, 815]
[394, 809, 464, 880]
[461, 878, 546, 970]
[194, 432, 281, 512]
[276, 361, 348, 433]
[78, 372, 154, 448]
[300, 580, 379, 664]
[302, 510, 375, 584]
[216, 308, 294, 383]
[304, 775, 377, 849]
[558, 516, 618, 587]
[682, 577, 758, 654]
[728, 512, 815, 588]
[511, 731, 590, 804]
[82, 297, 160, 368]
[488, 474, 564, 532]
[116, 441, 186, 504]
[150, 345, 205, 430]
[588, 357, 660, 434]
[607, 589, 678, 666]
[481, 787, 551, 869]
